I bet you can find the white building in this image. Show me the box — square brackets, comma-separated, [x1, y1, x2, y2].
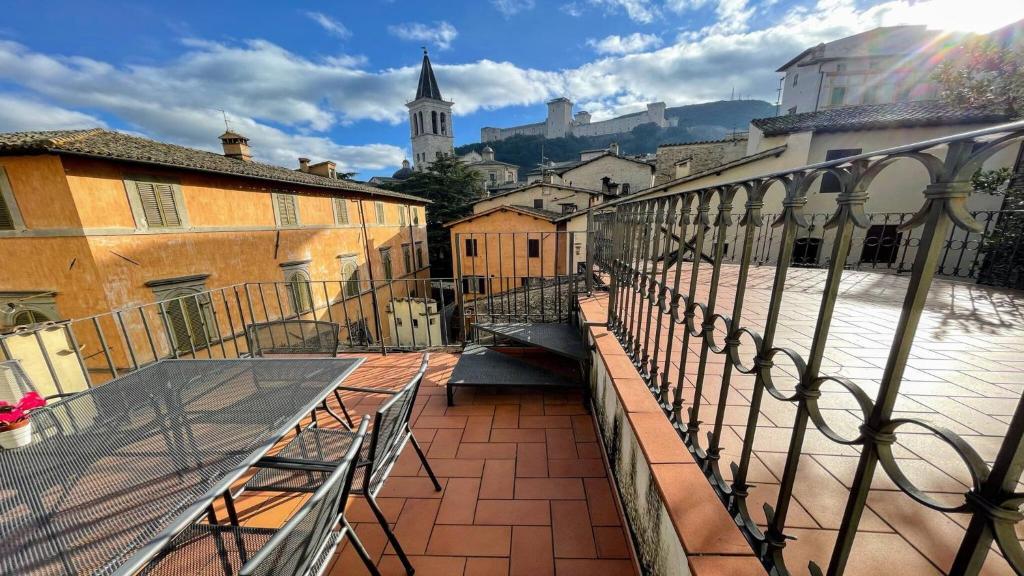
[460, 146, 520, 193]
[386, 297, 443, 348]
[482, 98, 675, 142]
[777, 26, 960, 115]
[408, 50, 454, 171]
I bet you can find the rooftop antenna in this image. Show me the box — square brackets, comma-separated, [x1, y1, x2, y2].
[730, 86, 735, 101]
[217, 109, 232, 132]
[775, 76, 784, 116]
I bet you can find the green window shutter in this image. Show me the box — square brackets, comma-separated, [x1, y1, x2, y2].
[277, 193, 298, 226]
[334, 198, 349, 224]
[399, 205, 407, 226]
[0, 193, 12, 230]
[375, 201, 385, 224]
[137, 181, 181, 227]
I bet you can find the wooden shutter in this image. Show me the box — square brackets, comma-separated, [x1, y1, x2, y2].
[137, 181, 181, 227]
[399, 205, 407, 226]
[0, 193, 12, 230]
[277, 193, 298, 226]
[334, 198, 349, 224]
[375, 201, 385, 224]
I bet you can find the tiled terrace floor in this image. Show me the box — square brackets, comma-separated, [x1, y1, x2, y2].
[591, 264, 1024, 575]
[218, 352, 638, 576]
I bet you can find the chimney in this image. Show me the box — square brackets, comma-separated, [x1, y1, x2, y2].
[308, 160, 337, 179]
[542, 170, 555, 184]
[298, 157, 310, 172]
[608, 142, 620, 156]
[219, 131, 252, 162]
[482, 146, 495, 162]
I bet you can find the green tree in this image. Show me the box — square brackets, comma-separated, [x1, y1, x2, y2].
[380, 155, 484, 276]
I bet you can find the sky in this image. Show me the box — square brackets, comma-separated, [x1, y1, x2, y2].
[0, 0, 1021, 179]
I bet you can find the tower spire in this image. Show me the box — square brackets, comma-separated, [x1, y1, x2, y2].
[416, 48, 443, 101]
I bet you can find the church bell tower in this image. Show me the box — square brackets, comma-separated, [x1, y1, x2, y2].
[407, 49, 454, 171]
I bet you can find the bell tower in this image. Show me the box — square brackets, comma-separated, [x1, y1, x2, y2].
[407, 49, 454, 171]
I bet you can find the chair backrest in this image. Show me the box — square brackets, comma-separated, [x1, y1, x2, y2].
[246, 321, 340, 357]
[240, 419, 369, 576]
[364, 354, 430, 492]
[0, 360, 36, 404]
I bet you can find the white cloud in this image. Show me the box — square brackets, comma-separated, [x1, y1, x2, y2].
[587, 33, 663, 55]
[588, 0, 659, 23]
[0, 94, 106, 131]
[304, 12, 351, 39]
[561, 2, 585, 16]
[387, 21, 458, 51]
[491, 0, 535, 17]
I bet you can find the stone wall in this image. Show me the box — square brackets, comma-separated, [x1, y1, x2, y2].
[654, 136, 748, 185]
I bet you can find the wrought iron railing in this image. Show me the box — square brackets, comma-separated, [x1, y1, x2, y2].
[595, 120, 1024, 575]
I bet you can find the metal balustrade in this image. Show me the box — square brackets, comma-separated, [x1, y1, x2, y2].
[594, 120, 1024, 575]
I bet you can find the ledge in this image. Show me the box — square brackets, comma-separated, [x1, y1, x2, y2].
[577, 293, 766, 576]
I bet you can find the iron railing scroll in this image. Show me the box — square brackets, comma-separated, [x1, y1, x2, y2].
[596, 120, 1024, 576]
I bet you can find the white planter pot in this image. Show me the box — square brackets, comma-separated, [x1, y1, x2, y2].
[0, 420, 33, 449]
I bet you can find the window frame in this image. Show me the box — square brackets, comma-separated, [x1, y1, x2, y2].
[147, 275, 214, 354]
[819, 148, 862, 193]
[0, 292, 58, 328]
[528, 238, 541, 258]
[339, 255, 361, 298]
[0, 166, 26, 232]
[465, 238, 479, 257]
[272, 191, 301, 228]
[829, 86, 846, 107]
[402, 243, 413, 274]
[533, 199, 544, 209]
[375, 201, 385, 225]
[124, 175, 189, 231]
[415, 241, 426, 269]
[379, 246, 394, 281]
[333, 197, 350, 225]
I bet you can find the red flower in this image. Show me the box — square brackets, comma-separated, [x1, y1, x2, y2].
[17, 392, 45, 411]
[0, 392, 46, 426]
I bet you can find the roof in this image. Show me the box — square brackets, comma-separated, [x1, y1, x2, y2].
[416, 50, 443, 101]
[658, 134, 748, 148]
[444, 204, 562, 227]
[469, 181, 601, 206]
[625, 144, 789, 199]
[0, 129, 428, 203]
[527, 152, 654, 176]
[750, 101, 1012, 136]
[467, 159, 518, 168]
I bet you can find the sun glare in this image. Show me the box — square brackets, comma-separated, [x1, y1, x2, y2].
[900, 0, 1024, 34]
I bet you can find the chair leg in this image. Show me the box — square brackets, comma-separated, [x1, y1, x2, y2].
[343, 518, 382, 576]
[334, 389, 356, 429]
[366, 493, 415, 575]
[223, 492, 240, 526]
[409, 433, 441, 491]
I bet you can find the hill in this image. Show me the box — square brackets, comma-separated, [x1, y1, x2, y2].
[456, 99, 775, 173]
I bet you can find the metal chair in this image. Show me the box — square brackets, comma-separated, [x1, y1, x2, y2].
[142, 419, 378, 576]
[235, 354, 439, 575]
[244, 320, 354, 429]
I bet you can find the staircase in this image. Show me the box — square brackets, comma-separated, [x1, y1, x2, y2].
[446, 322, 588, 406]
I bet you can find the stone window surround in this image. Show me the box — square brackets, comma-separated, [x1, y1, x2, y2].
[0, 166, 26, 232]
[124, 174, 190, 231]
[0, 291, 59, 327]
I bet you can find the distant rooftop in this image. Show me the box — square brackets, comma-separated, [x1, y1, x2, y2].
[751, 101, 1012, 136]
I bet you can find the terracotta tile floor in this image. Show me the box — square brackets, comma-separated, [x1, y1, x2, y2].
[596, 264, 1024, 575]
[223, 352, 638, 576]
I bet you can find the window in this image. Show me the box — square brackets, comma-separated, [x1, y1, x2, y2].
[340, 256, 360, 298]
[621, 183, 630, 195]
[440, 112, 447, 135]
[333, 198, 349, 224]
[415, 241, 426, 269]
[418, 111, 425, 136]
[285, 269, 313, 314]
[165, 293, 212, 353]
[787, 106, 798, 115]
[489, 173, 497, 183]
[130, 179, 185, 228]
[0, 292, 58, 327]
[349, 318, 372, 345]
[375, 201, 385, 224]
[860, 225, 903, 265]
[836, 63, 846, 73]
[435, 151, 441, 159]
[862, 86, 879, 105]
[413, 207, 421, 225]
[820, 149, 861, 193]
[380, 247, 393, 281]
[792, 73, 799, 87]
[829, 86, 846, 107]
[528, 238, 541, 258]
[431, 110, 439, 134]
[274, 192, 299, 227]
[399, 205, 408, 226]
[0, 167, 23, 231]
[465, 238, 478, 257]
[462, 276, 486, 294]
[561, 204, 577, 214]
[533, 199, 544, 209]
[402, 243, 413, 273]
[412, 112, 419, 136]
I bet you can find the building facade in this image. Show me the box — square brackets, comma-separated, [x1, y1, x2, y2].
[777, 25, 962, 115]
[461, 146, 520, 193]
[654, 134, 749, 185]
[527, 146, 655, 195]
[408, 50, 454, 171]
[0, 128, 430, 356]
[481, 98, 675, 142]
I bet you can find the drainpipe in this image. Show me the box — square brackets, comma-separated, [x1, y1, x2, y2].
[357, 199, 387, 356]
[814, 66, 825, 112]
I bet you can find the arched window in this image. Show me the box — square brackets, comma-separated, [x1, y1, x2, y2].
[431, 111, 438, 134]
[418, 111, 425, 135]
[286, 270, 313, 314]
[11, 308, 51, 327]
[411, 112, 418, 135]
[440, 112, 447, 135]
[341, 258, 360, 298]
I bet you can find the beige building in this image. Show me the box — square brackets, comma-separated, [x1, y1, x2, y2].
[385, 297, 443, 348]
[527, 145, 654, 195]
[654, 134, 748, 185]
[471, 182, 608, 216]
[461, 146, 520, 194]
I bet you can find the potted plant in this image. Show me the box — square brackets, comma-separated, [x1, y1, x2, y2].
[0, 392, 46, 449]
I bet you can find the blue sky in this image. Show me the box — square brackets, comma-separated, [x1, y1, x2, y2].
[0, 0, 1020, 178]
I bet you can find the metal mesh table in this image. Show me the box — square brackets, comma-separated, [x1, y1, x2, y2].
[0, 358, 363, 576]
